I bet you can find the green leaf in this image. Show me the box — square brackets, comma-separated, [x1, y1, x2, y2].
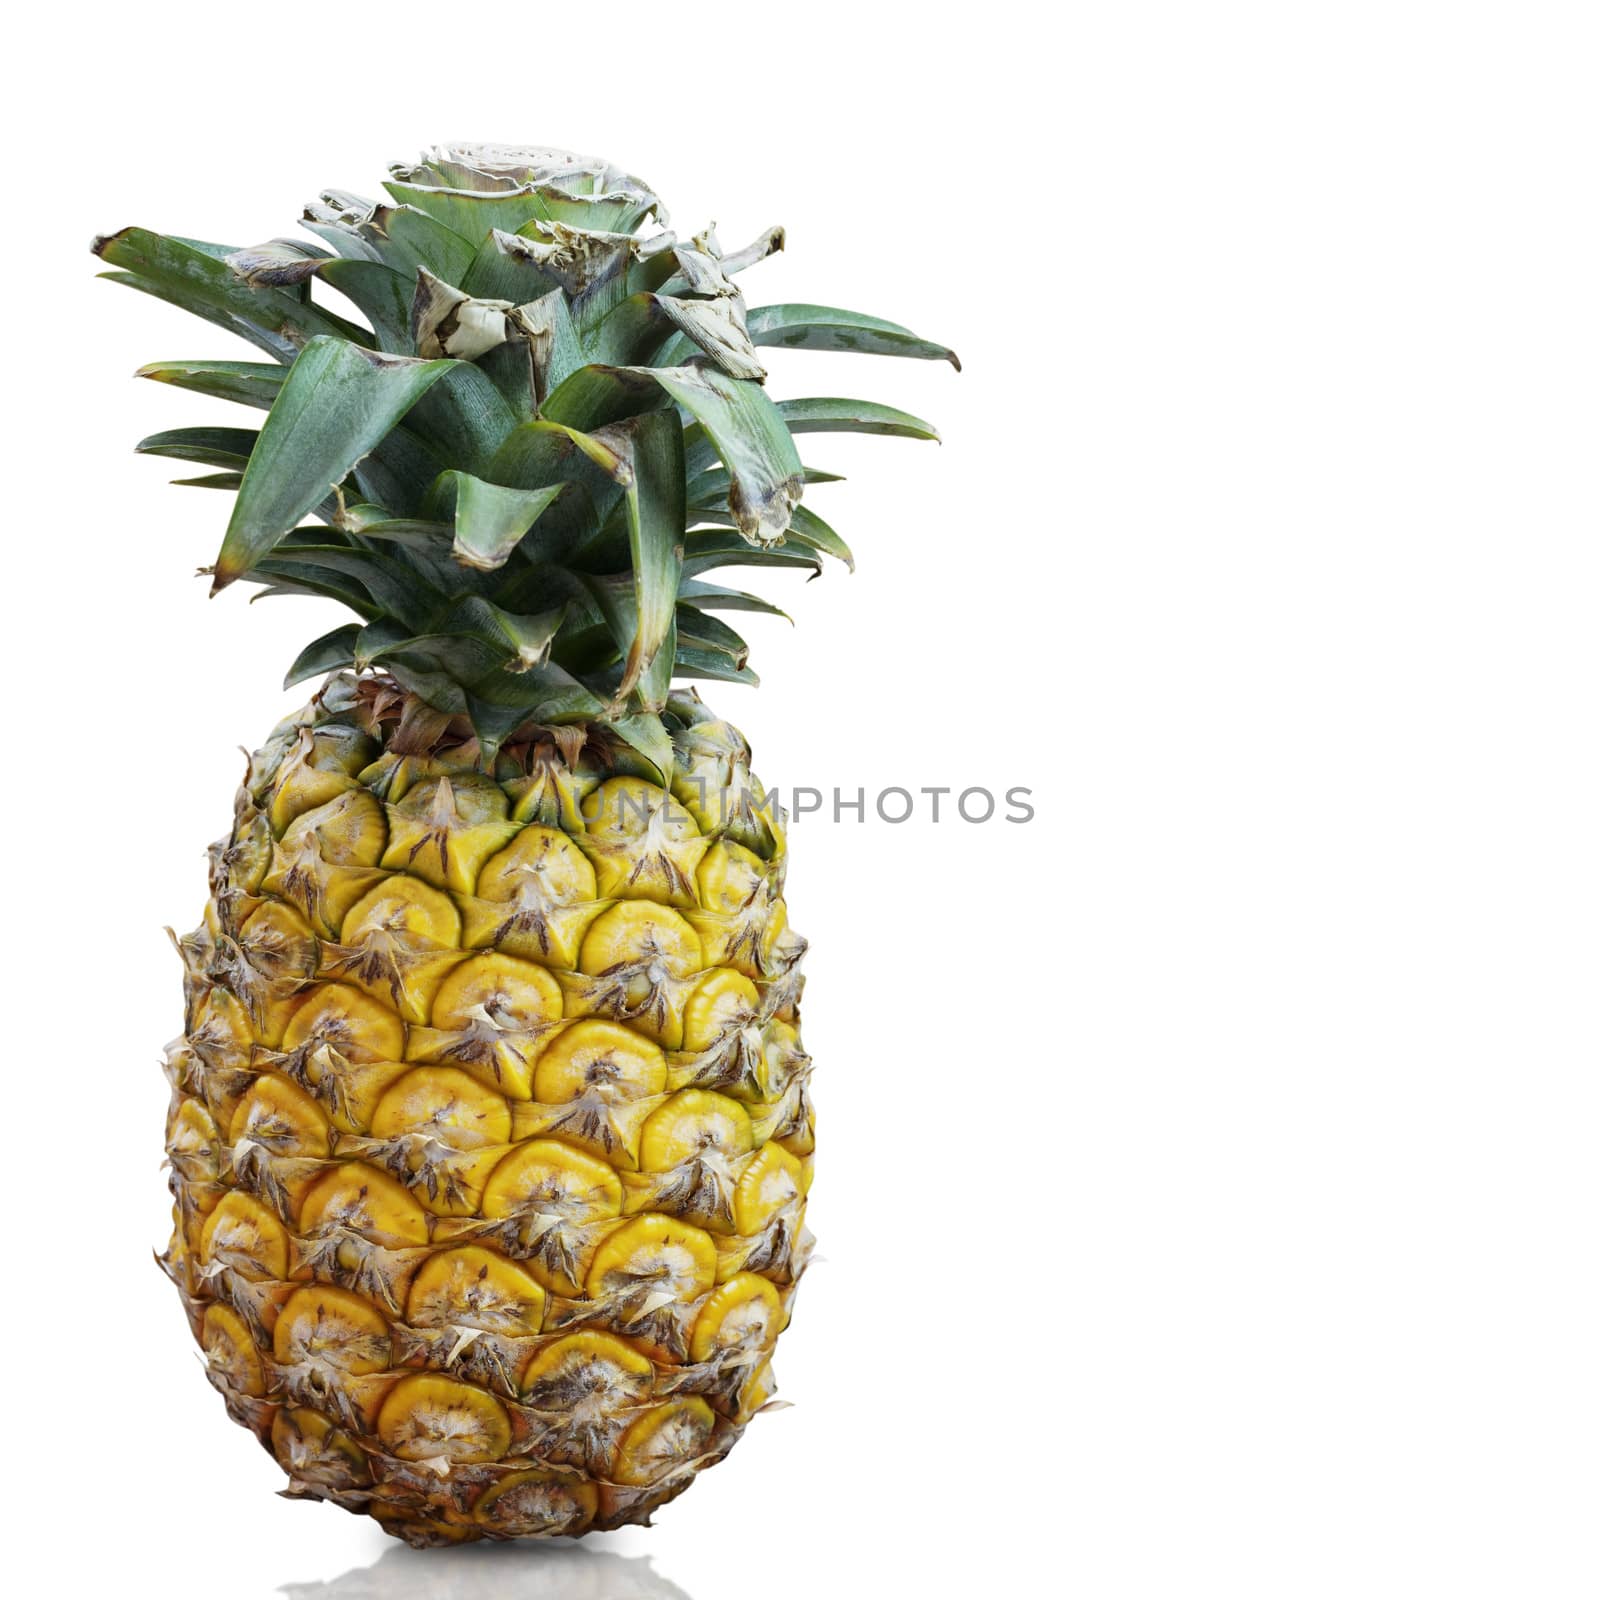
[608, 711, 675, 779]
[386, 658, 471, 715]
[458, 229, 559, 302]
[681, 532, 821, 579]
[588, 292, 673, 369]
[265, 543, 438, 629]
[226, 241, 417, 356]
[93, 228, 371, 360]
[471, 291, 584, 421]
[776, 396, 941, 441]
[357, 596, 566, 681]
[136, 360, 285, 411]
[536, 193, 659, 233]
[471, 660, 607, 719]
[675, 603, 749, 663]
[172, 471, 244, 490]
[405, 364, 520, 475]
[648, 366, 804, 546]
[439, 473, 564, 570]
[339, 511, 454, 548]
[465, 662, 609, 765]
[302, 196, 476, 283]
[467, 598, 567, 669]
[583, 411, 685, 708]
[285, 623, 361, 687]
[247, 556, 376, 614]
[383, 181, 558, 244]
[528, 291, 587, 401]
[137, 426, 257, 469]
[690, 502, 853, 568]
[687, 463, 840, 514]
[352, 426, 448, 520]
[548, 618, 620, 677]
[383, 169, 656, 251]
[744, 304, 960, 368]
[351, 616, 412, 667]
[356, 540, 479, 621]
[214, 338, 454, 592]
[785, 505, 855, 570]
[538, 363, 670, 432]
[316, 259, 415, 352]
[488, 418, 621, 548]
[459, 694, 539, 765]
[673, 648, 759, 687]
[677, 579, 791, 621]
[682, 423, 720, 479]
[614, 412, 684, 707]
[371, 205, 476, 283]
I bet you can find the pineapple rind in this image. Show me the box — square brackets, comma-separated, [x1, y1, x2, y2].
[165, 675, 811, 1546]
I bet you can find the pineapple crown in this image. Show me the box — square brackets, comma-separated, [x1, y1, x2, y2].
[93, 143, 956, 771]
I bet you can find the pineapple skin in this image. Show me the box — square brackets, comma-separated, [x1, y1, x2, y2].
[164, 676, 812, 1546]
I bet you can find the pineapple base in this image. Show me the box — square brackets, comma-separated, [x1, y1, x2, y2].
[162, 676, 812, 1543]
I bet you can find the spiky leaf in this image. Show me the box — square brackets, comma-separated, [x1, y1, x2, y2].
[776, 396, 940, 441]
[137, 427, 257, 469]
[93, 228, 370, 360]
[649, 367, 804, 547]
[213, 339, 453, 591]
[137, 361, 285, 411]
[99, 147, 957, 733]
[440, 473, 564, 570]
[285, 623, 362, 687]
[744, 304, 960, 368]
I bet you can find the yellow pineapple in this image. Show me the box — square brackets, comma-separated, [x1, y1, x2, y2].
[96, 144, 954, 1544]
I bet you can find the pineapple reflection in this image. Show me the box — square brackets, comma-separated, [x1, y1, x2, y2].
[282, 1541, 693, 1600]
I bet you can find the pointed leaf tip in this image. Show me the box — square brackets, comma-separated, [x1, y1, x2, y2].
[745, 303, 958, 367]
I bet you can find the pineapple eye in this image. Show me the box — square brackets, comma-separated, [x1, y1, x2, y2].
[690, 1272, 786, 1365]
[532, 1020, 667, 1106]
[282, 982, 406, 1064]
[228, 1074, 332, 1157]
[610, 1397, 718, 1487]
[405, 1245, 545, 1335]
[297, 1162, 430, 1247]
[472, 1471, 597, 1537]
[273, 1285, 391, 1375]
[202, 1304, 267, 1398]
[382, 776, 517, 895]
[584, 1214, 717, 1304]
[272, 1408, 371, 1491]
[376, 1374, 512, 1464]
[199, 1192, 290, 1281]
[520, 1331, 654, 1410]
[680, 969, 761, 1052]
[371, 1067, 511, 1149]
[640, 1089, 753, 1170]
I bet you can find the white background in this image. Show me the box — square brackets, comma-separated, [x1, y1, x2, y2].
[6, 4, 1597, 1596]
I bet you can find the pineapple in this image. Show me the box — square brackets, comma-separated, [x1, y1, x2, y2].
[95, 145, 954, 1546]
